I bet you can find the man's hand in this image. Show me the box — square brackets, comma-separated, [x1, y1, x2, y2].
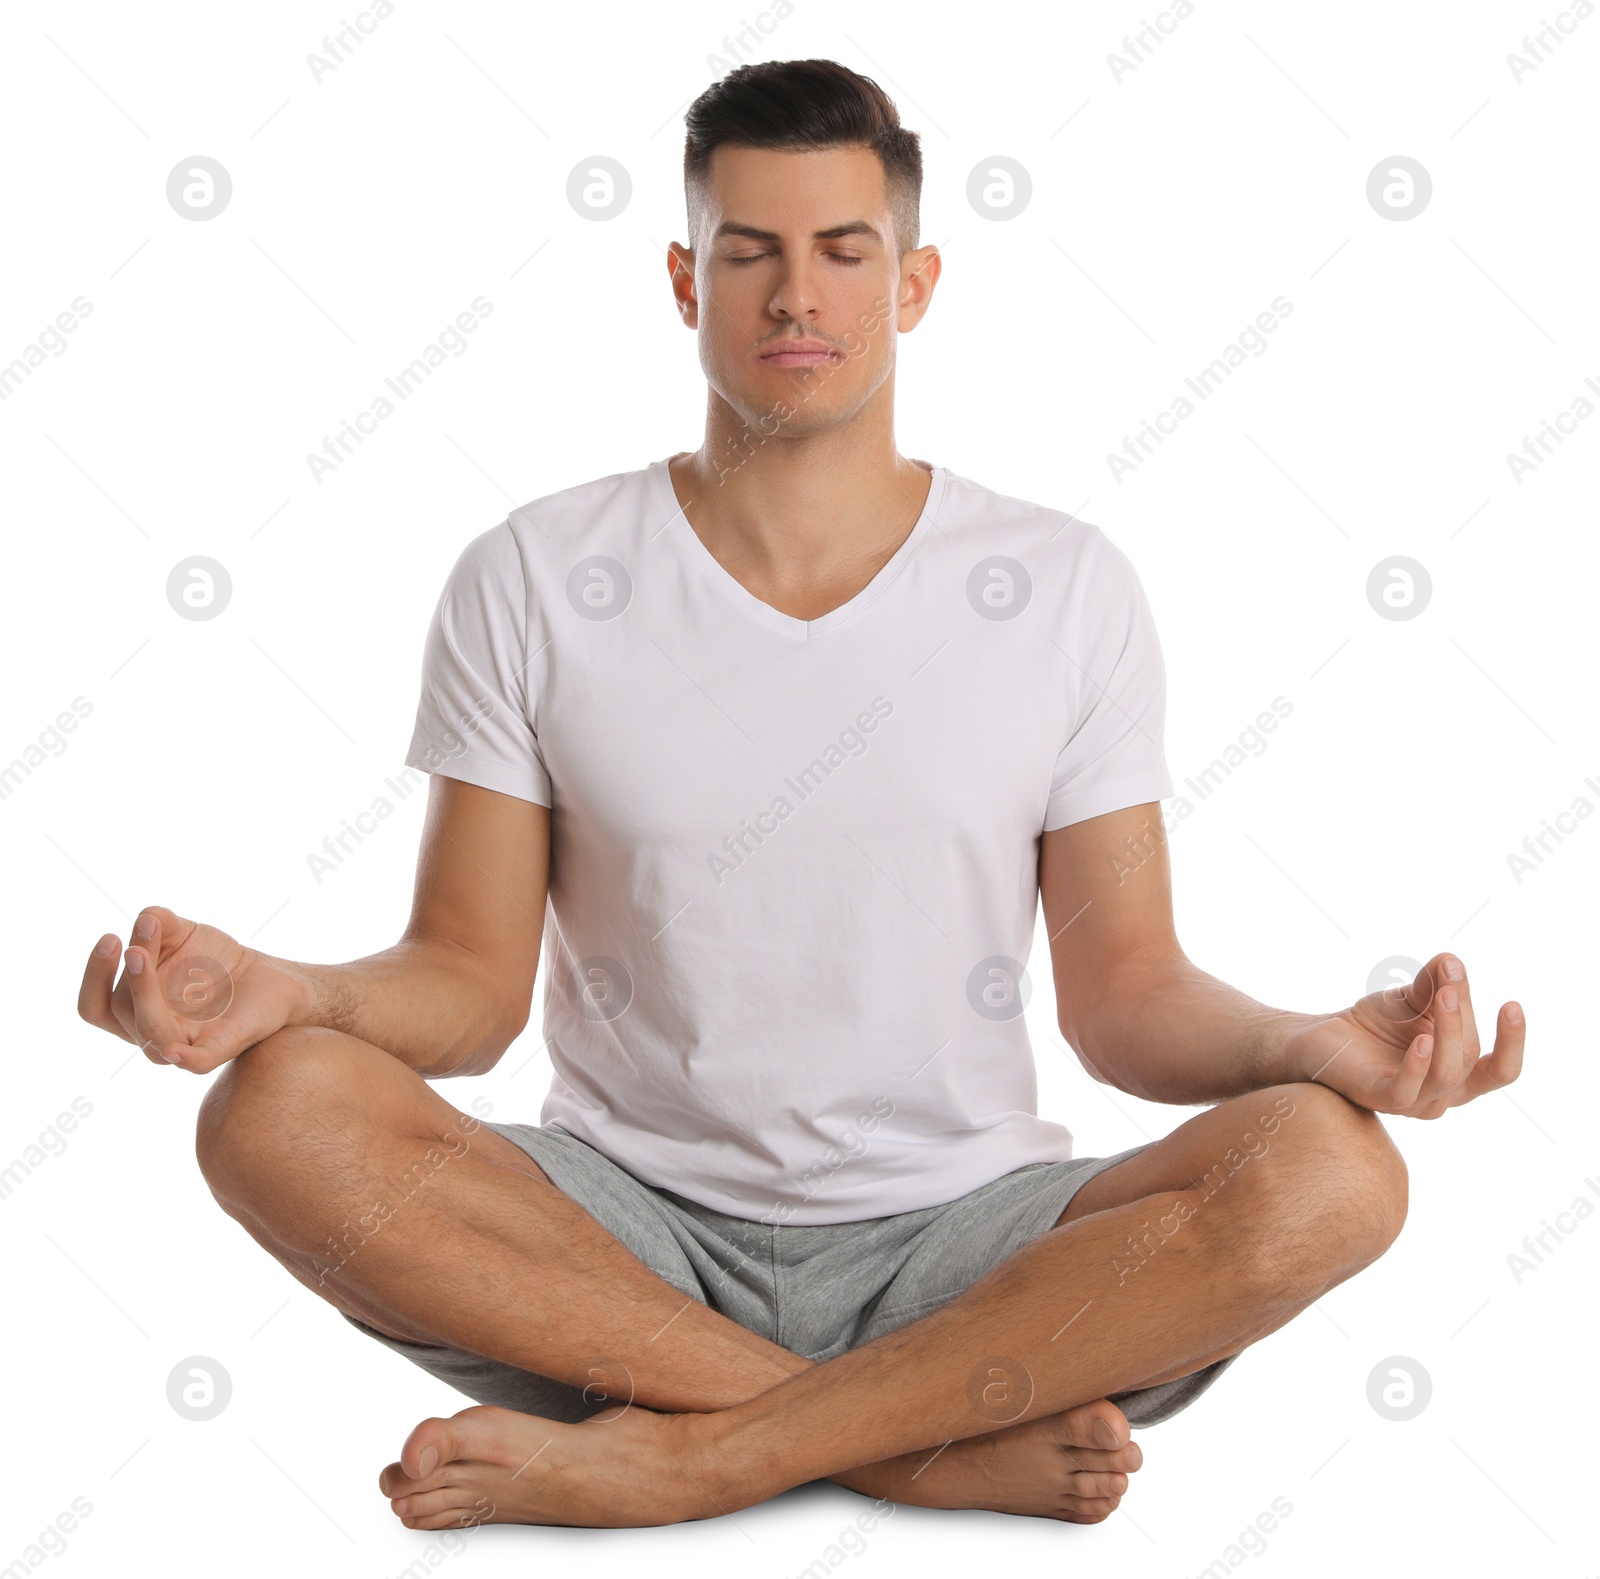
[78, 905, 310, 1073]
[1285, 952, 1524, 1118]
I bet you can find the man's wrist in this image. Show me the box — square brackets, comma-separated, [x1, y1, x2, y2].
[279, 958, 333, 1030]
[1264, 1011, 1321, 1088]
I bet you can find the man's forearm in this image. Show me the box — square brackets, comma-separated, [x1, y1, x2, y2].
[1063, 948, 1320, 1105]
[275, 937, 520, 1077]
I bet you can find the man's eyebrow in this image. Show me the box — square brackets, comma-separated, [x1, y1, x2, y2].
[712, 220, 883, 243]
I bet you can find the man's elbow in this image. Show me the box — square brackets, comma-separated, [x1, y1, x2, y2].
[1059, 1021, 1119, 1087]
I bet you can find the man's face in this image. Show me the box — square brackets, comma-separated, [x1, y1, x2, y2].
[668, 144, 938, 441]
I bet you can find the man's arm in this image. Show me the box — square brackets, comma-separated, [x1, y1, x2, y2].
[293, 777, 548, 1075]
[1039, 802, 1525, 1116]
[79, 777, 547, 1078]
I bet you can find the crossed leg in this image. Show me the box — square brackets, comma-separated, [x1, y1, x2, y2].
[196, 1026, 1407, 1528]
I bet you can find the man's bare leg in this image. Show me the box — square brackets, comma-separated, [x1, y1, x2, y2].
[196, 1026, 1147, 1520]
[373, 1076, 1407, 1528]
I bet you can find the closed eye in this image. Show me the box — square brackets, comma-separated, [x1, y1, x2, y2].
[726, 253, 866, 266]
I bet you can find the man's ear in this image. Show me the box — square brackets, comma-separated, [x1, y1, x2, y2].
[896, 244, 942, 333]
[667, 242, 699, 328]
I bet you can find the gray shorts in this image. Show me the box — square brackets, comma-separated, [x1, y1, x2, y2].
[344, 1120, 1237, 1428]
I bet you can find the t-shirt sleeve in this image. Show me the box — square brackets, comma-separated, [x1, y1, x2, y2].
[1043, 529, 1174, 832]
[404, 522, 552, 806]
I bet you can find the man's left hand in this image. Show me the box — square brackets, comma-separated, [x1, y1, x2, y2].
[1286, 953, 1524, 1118]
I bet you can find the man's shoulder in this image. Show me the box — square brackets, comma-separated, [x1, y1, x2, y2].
[503, 458, 660, 549]
[936, 464, 1115, 566]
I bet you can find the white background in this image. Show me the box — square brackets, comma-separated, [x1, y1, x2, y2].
[2, 1, 1595, 1575]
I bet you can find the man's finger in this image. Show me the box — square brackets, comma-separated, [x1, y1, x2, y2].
[1455, 1003, 1526, 1106]
[123, 943, 186, 1064]
[1401, 954, 1448, 1019]
[1439, 954, 1482, 1068]
[1384, 1031, 1434, 1111]
[174, 1031, 247, 1074]
[1416, 980, 1468, 1105]
[77, 934, 132, 1041]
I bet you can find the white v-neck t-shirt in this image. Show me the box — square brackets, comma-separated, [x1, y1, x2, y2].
[405, 455, 1174, 1224]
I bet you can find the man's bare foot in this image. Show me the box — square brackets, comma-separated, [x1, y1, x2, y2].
[834, 1397, 1142, 1521]
[379, 1403, 725, 1529]
[379, 1396, 1141, 1529]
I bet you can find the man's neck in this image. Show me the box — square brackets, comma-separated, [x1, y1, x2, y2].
[667, 420, 933, 624]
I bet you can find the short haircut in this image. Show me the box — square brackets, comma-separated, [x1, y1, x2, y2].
[683, 58, 923, 256]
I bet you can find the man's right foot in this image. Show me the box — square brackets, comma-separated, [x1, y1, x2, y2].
[834, 1396, 1143, 1521]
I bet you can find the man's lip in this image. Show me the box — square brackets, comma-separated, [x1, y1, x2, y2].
[758, 343, 842, 365]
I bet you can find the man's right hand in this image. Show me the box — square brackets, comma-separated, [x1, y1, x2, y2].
[78, 905, 311, 1073]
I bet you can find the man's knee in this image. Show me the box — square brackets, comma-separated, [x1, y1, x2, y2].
[1225, 1080, 1408, 1281]
[195, 1025, 375, 1201]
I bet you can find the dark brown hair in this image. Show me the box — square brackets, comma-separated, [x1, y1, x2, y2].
[683, 58, 922, 255]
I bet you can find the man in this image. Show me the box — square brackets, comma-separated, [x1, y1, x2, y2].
[78, 58, 1523, 1530]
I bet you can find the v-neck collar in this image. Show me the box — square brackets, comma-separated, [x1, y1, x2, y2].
[649, 453, 948, 639]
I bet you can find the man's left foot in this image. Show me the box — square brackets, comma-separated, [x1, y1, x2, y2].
[378, 1403, 722, 1529]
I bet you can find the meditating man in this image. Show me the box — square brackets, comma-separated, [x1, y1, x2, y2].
[77, 58, 1524, 1529]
